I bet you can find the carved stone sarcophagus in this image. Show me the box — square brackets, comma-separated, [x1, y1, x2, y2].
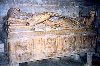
[7, 8, 96, 64]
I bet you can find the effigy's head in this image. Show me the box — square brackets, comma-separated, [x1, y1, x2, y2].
[7, 8, 21, 18]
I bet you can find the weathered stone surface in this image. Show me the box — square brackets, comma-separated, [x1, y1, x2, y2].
[0, 43, 4, 52]
[7, 8, 96, 64]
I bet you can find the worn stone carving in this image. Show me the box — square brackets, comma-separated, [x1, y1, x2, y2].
[6, 8, 96, 63]
[82, 11, 96, 28]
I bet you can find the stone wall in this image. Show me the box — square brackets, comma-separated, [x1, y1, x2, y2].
[0, 0, 80, 17]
